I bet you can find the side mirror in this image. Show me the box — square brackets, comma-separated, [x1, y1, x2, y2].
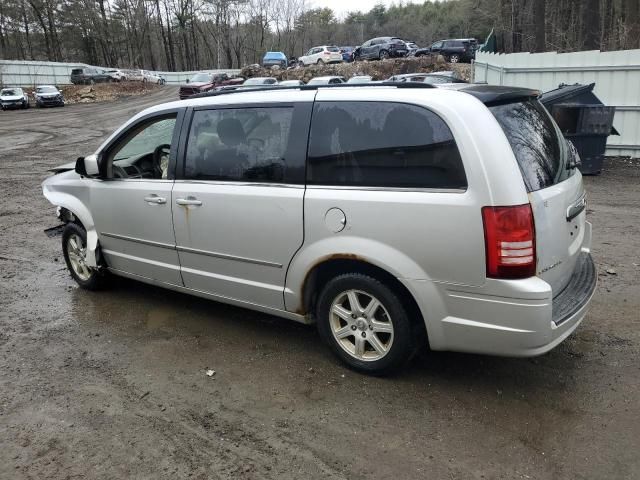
[75, 154, 100, 177]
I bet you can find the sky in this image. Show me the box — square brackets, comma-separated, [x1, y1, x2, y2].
[311, 0, 421, 19]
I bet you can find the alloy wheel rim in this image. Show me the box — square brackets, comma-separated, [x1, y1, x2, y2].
[329, 289, 394, 361]
[66, 233, 92, 281]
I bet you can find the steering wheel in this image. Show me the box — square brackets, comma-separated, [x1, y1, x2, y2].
[112, 164, 128, 179]
[153, 144, 171, 179]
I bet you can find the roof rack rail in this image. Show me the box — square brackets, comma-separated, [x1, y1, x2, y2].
[190, 81, 437, 99]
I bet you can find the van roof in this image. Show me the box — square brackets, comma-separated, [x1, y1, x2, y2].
[189, 82, 538, 105]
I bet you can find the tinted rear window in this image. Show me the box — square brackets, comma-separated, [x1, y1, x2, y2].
[307, 102, 467, 189]
[71, 69, 83, 75]
[326, 46, 340, 52]
[490, 100, 568, 192]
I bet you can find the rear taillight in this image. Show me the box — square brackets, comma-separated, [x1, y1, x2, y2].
[482, 204, 536, 279]
[324, 51, 331, 55]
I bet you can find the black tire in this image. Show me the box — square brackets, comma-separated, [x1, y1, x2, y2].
[449, 54, 460, 63]
[316, 273, 416, 375]
[316, 59, 323, 65]
[62, 223, 107, 290]
[379, 49, 389, 60]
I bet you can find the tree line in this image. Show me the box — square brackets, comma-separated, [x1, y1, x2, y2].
[0, 0, 639, 71]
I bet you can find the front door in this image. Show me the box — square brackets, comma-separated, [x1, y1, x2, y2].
[172, 100, 313, 310]
[91, 111, 183, 285]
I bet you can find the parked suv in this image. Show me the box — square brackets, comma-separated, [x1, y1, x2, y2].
[42, 83, 596, 374]
[179, 72, 243, 99]
[414, 38, 476, 63]
[354, 37, 408, 60]
[0, 87, 30, 109]
[70, 67, 113, 85]
[298, 46, 343, 66]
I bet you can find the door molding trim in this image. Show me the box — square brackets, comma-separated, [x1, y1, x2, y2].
[100, 231, 176, 250]
[100, 232, 282, 268]
[176, 245, 283, 268]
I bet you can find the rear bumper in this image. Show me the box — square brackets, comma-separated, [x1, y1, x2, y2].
[406, 250, 596, 357]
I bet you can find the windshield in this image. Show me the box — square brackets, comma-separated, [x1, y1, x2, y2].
[190, 73, 211, 83]
[36, 86, 58, 93]
[1, 89, 18, 96]
[490, 99, 569, 192]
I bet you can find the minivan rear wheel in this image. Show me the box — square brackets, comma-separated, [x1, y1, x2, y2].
[62, 223, 107, 290]
[449, 54, 460, 63]
[317, 273, 414, 374]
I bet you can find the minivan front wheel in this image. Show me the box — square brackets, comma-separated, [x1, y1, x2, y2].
[62, 223, 106, 290]
[449, 54, 460, 63]
[317, 273, 414, 374]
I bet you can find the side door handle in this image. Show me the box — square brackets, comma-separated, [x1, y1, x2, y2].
[144, 194, 167, 204]
[175, 197, 203, 206]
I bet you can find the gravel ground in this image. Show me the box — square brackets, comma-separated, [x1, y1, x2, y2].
[0, 88, 639, 480]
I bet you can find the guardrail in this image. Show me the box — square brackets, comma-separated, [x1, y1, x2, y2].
[0, 60, 240, 87]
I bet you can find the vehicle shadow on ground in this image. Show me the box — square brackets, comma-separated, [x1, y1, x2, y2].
[73, 275, 583, 398]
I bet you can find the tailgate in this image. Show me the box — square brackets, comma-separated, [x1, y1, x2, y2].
[529, 171, 586, 293]
[490, 99, 587, 294]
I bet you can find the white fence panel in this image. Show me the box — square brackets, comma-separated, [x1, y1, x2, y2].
[0, 60, 88, 86]
[474, 49, 640, 158]
[0, 59, 240, 87]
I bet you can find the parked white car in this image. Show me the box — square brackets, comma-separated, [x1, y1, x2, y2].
[278, 79, 305, 86]
[1, 87, 29, 110]
[141, 70, 165, 84]
[298, 46, 343, 66]
[347, 75, 373, 84]
[307, 76, 346, 85]
[106, 69, 127, 82]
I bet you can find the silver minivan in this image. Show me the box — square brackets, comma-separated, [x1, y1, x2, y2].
[42, 83, 596, 374]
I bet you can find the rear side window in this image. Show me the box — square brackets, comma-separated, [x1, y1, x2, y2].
[184, 107, 295, 183]
[71, 69, 83, 75]
[307, 102, 467, 189]
[490, 100, 568, 192]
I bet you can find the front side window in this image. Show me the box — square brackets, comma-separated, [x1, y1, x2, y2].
[307, 102, 467, 189]
[106, 115, 177, 180]
[184, 107, 294, 183]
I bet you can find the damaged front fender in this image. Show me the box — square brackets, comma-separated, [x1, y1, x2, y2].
[42, 172, 99, 267]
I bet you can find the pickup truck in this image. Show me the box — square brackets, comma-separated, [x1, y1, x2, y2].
[178, 72, 244, 99]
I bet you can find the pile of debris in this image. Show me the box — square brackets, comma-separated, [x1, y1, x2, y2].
[240, 56, 472, 83]
[59, 82, 160, 104]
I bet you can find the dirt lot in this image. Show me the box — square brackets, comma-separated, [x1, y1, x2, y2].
[0, 87, 639, 480]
